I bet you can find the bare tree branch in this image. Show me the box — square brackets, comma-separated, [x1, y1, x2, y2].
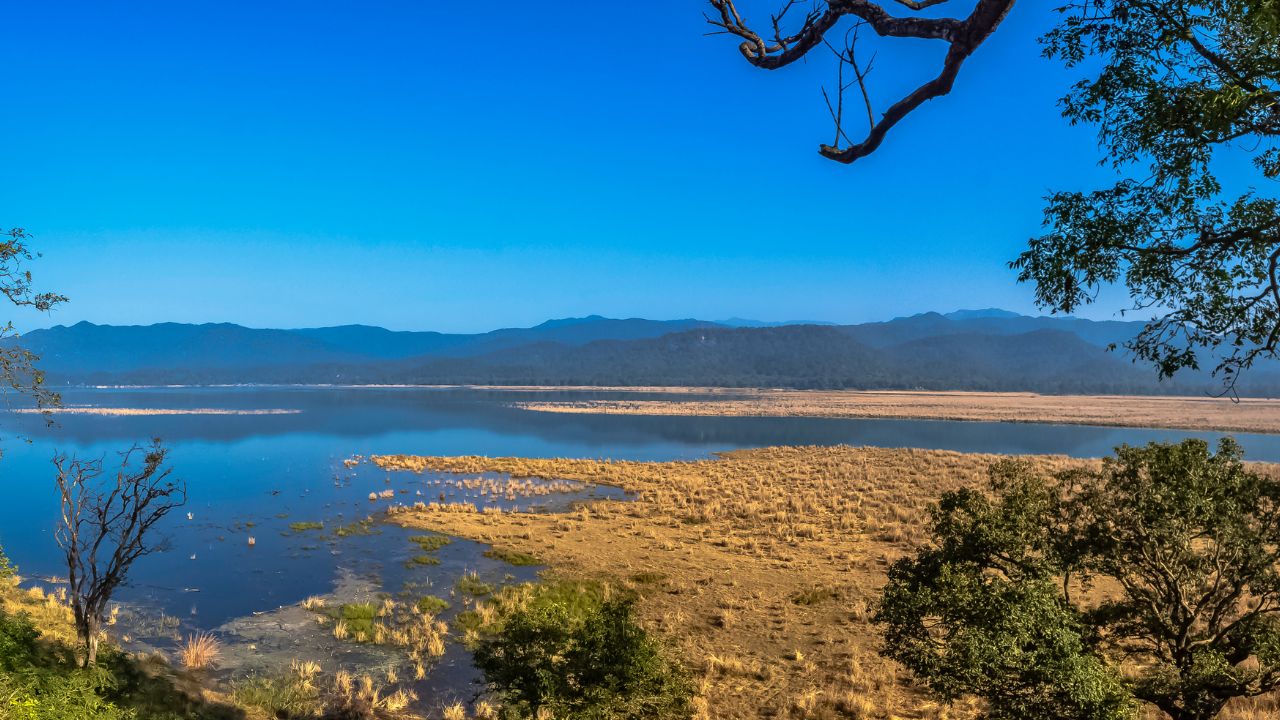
[708, 0, 1016, 163]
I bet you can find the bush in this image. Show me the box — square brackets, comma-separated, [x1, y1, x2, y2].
[0, 610, 128, 720]
[473, 592, 692, 719]
[483, 548, 541, 567]
[0, 605, 241, 720]
[415, 596, 450, 616]
[0, 546, 16, 580]
[408, 534, 451, 552]
[876, 439, 1279, 720]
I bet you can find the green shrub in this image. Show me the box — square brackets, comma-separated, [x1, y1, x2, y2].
[230, 674, 320, 718]
[455, 610, 484, 635]
[0, 546, 16, 580]
[287, 521, 324, 532]
[332, 517, 379, 537]
[0, 610, 126, 719]
[473, 593, 692, 719]
[334, 603, 378, 639]
[416, 596, 450, 615]
[876, 440, 1270, 720]
[483, 548, 541, 566]
[456, 574, 495, 597]
[408, 534, 451, 552]
[405, 554, 441, 567]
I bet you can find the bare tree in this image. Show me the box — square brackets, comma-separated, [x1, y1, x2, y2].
[54, 439, 186, 665]
[706, 0, 1016, 163]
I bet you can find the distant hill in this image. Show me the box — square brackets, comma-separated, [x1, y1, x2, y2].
[718, 317, 838, 328]
[19, 322, 362, 374]
[12, 311, 1280, 396]
[942, 308, 1023, 321]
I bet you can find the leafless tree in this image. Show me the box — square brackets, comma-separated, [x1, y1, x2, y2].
[54, 439, 186, 665]
[706, 0, 1015, 163]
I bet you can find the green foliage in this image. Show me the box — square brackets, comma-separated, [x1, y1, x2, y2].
[405, 554, 440, 567]
[483, 548, 541, 567]
[408, 534, 451, 552]
[334, 603, 378, 638]
[230, 674, 320, 718]
[0, 608, 235, 720]
[415, 596, 450, 615]
[877, 439, 1280, 720]
[456, 574, 495, 597]
[332, 517, 379, 537]
[473, 590, 693, 720]
[1015, 2, 1280, 384]
[0, 546, 15, 580]
[286, 521, 323, 533]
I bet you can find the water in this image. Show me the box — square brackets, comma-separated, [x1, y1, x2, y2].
[0, 386, 1275, 702]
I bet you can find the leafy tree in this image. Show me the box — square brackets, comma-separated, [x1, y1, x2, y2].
[1, 227, 65, 437]
[877, 439, 1280, 720]
[473, 594, 693, 719]
[710, 2, 1280, 384]
[54, 441, 186, 666]
[1014, 1, 1280, 387]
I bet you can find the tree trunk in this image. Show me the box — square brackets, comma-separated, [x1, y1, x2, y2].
[81, 616, 100, 666]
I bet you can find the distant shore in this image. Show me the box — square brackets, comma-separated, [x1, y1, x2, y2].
[509, 388, 1280, 435]
[43, 384, 1280, 434]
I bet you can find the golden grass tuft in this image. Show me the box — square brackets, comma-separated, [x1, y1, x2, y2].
[179, 632, 221, 670]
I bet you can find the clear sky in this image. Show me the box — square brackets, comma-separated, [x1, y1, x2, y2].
[3, 2, 1133, 332]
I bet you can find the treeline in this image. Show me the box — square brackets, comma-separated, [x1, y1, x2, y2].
[49, 324, 1280, 397]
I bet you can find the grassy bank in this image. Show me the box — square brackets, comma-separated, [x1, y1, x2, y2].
[377, 446, 1280, 719]
[0, 551, 248, 720]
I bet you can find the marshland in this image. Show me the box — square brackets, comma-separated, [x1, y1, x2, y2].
[9, 0, 1280, 716]
[3, 386, 1280, 718]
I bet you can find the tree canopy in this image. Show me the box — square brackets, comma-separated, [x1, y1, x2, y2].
[877, 439, 1280, 720]
[711, 1, 1280, 386]
[1, 228, 65, 434]
[1016, 1, 1280, 387]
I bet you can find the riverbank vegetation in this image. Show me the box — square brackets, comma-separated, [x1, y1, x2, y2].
[469, 579, 693, 719]
[0, 547, 245, 720]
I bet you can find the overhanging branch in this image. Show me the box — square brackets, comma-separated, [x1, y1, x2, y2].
[708, 0, 1016, 163]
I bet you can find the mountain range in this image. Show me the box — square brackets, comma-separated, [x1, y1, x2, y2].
[12, 310, 1279, 396]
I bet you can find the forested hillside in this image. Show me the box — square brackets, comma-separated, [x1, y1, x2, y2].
[14, 311, 1279, 395]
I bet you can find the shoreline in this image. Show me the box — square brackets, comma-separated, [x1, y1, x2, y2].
[36, 385, 1280, 434]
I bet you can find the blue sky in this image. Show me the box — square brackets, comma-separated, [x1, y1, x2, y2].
[3, 2, 1132, 332]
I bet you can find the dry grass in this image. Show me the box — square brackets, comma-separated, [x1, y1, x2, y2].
[377, 446, 1280, 720]
[179, 632, 222, 670]
[511, 388, 1280, 434]
[0, 578, 78, 647]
